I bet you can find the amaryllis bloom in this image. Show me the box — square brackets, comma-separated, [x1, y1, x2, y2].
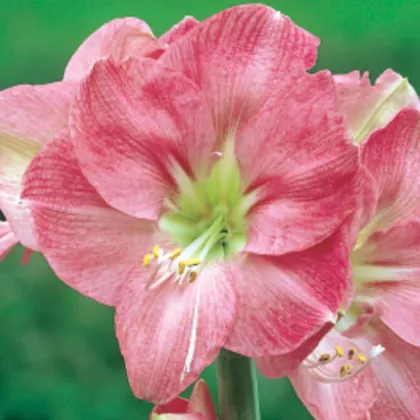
[0, 16, 197, 262]
[23, 5, 359, 402]
[151, 380, 217, 420]
[257, 79, 420, 418]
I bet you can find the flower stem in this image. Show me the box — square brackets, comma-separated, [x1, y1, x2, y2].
[216, 349, 261, 420]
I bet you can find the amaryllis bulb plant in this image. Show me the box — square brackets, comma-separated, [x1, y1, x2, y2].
[1, 3, 419, 420]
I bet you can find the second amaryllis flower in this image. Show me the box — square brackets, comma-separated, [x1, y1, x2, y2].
[23, 4, 358, 403]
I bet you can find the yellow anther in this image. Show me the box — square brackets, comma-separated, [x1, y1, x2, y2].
[358, 353, 367, 364]
[170, 248, 182, 259]
[189, 271, 198, 283]
[143, 253, 153, 267]
[153, 245, 160, 258]
[178, 261, 186, 275]
[318, 353, 331, 362]
[339, 365, 352, 378]
[335, 346, 344, 357]
[185, 258, 201, 267]
[348, 348, 356, 360]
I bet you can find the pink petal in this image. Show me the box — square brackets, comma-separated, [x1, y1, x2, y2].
[0, 221, 18, 260]
[289, 332, 378, 420]
[225, 227, 351, 357]
[0, 82, 75, 250]
[161, 4, 319, 139]
[361, 108, 420, 229]
[160, 17, 199, 45]
[335, 70, 420, 144]
[153, 415, 202, 420]
[152, 397, 189, 415]
[71, 57, 215, 220]
[238, 70, 358, 255]
[255, 321, 335, 378]
[188, 380, 218, 420]
[22, 132, 154, 305]
[365, 321, 420, 419]
[115, 264, 236, 403]
[64, 18, 165, 81]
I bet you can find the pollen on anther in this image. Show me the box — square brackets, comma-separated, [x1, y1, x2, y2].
[348, 348, 356, 360]
[153, 245, 160, 258]
[358, 353, 367, 364]
[185, 258, 201, 267]
[318, 353, 331, 362]
[178, 261, 186, 275]
[335, 346, 344, 357]
[339, 365, 352, 377]
[189, 271, 198, 283]
[143, 253, 153, 267]
[170, 248, 182, 259]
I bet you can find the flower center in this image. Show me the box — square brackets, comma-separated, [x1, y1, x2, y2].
[143, 140, 256, 289]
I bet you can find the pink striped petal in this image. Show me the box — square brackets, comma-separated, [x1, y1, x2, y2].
[161, 4, 319, 139]
[160, 17, 199, 44]
[361, 108, 420, 229]
[22, 132, 154, 305]
[64, 18, 165, 81]
[71, 57, 215, 220]
[335, 70, 420, 144]
[225, 227, 350, 357]
[366, 321, 420, 419]
[152, 397, 189, 416]
[0, 82, 75, 250]
[187, 380, 217, 420]
[0, 221, 18, 260]
[115, 264, 235, 403]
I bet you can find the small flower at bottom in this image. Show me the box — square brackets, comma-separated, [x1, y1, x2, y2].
[150, 380, 217, 420]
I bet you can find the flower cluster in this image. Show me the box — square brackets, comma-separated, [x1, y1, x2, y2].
[1, 4, 419, 419]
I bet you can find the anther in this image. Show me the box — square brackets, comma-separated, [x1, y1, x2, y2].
[178, 261, 186, 275]
[335, 346, 344, 357]
[339, 365, 352, 377]
[185, 258, 201, 267]
[358, 353, 367, 364]
[143, 254, 153, 267]
[170, 248, 182, 259]
[153, 245, 160, 258]
[189, 271, 198, 283]
[348, 348, 356, 360]
[318, 353, 331, 362]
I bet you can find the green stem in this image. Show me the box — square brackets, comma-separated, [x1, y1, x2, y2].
[216, 349, 261, 420]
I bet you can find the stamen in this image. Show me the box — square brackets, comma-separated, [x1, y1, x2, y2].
[339, 365, 352, 377]
[335, 346, 344, 357]
[358, 353, 367, 364]
[318, 353, 332, 362]
[178, 261, 186, 275]
[170, 248, 182, 259]
[189, 271, 198, 283]
[153, 245, 160, 258]
[185, 258, 201, 267]
[143, 253, 153, 267]
[348, 348, 356, 360]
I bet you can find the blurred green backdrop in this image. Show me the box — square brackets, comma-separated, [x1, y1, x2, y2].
[0, 0, 419, 419]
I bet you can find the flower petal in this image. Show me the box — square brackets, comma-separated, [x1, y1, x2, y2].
[152, 397, 189, 415]
[0, 221, 18, 260]
[255, 321, 335, 378]
[71, 57, 215, 220]
[289, 332, 378, 420]
[366, 321, 420, 419]
[161, 4, 319, 138]
[152, 415, 202, 420]
[64, 18, 165, 81]
[361, 108, 420, 229]
[225, 227, 350, 357]
[22, 132, 154, 305]
[188, 380, 218, 420]
[0, 82, 75, 249]
[160, 17, 199, 45]
[335, 70, 420, 144]
[115, 263, 236, 403]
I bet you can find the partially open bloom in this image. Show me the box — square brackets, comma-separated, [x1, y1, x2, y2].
[0, 16, 197, 262]
[23, 4, 358, 403]
[150, 380, 217, 420]
[257, 74, 420, 418]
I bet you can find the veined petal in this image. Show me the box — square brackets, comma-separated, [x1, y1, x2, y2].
[160, 17, 199, 45]
[364, 321, 420, 419]
[187, 380, 217, 420]
[22, 132, 154, 305]
[361, 108, 420, 229]
[225, 227, 350, 357]
[115, 263, 235, 403]
[0, 221, 18, 260]
[64, 18, 165, 81]
[71, 57, 215, 220]
[335, 70, 420, 144]
[161, 4, 319, 139]
[290, 331, 378, 420]
[0, 82, 75, 250]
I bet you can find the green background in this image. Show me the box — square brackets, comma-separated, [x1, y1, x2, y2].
[0, 0, 419, 419]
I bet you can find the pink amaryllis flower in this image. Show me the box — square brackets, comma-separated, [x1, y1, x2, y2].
[150, 380, 217, 420]
[23, 4, 359, 402]
[0, 16, 197, 262]
[257, 76, 420, 418]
